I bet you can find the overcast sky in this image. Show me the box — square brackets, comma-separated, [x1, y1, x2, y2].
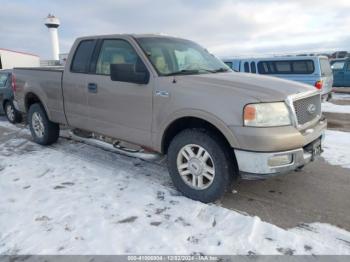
[1, 0, 350, 59]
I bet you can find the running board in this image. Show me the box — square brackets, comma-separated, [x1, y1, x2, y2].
[64, 130, 164, 162]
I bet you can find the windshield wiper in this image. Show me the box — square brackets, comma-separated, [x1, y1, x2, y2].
[164, 68, 228, 76]
[164, 69, 200, 76]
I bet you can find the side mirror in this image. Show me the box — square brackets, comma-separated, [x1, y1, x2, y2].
[110, 61, 150, 84]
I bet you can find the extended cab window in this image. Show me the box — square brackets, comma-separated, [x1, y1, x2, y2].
[96, 39, 140, 75]
[71, 40, 95, 73]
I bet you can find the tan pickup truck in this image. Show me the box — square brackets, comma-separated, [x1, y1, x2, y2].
[13, 34, 326, 202]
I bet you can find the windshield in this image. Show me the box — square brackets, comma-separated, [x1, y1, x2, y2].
[331, 61, 345, 70]
[136, 37, 231, 76]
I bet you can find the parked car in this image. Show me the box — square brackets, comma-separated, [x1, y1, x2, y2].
[331, 51, 348, 59]
[223, 56, 333, 100]
[0, 70, 22, 123]
[13, 34, 326, 203]
[330, 58, 350, 87]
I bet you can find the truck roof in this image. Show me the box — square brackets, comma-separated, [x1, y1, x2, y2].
[75, 33, 189, 41]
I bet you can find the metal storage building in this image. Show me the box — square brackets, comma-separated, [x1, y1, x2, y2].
[0, 48, 40, 69]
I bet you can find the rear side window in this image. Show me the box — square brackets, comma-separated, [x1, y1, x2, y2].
[244, 62, 250, 72]
[0, 73, 8, 88]
[275, 61, 291, 72]
[319, 58, 332, 75]
[257, 60, 314, 74]
[293, 60, 314, 73]
[250, 62, 256, 73]
[71, 40, 95, 73]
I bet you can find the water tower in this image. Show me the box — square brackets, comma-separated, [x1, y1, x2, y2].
[45, 14, 60, 60]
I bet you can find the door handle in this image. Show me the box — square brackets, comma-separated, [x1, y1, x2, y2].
[155, 90, 169, 97]
[88, 83, 98, 93]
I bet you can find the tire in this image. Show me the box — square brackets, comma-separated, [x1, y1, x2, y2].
[28, 103, 59, 145]
[167, 129, 235, 203]
[4, 101, 22, 124]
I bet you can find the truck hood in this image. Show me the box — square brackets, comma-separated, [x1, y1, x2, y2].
[181, 72, 315, 102]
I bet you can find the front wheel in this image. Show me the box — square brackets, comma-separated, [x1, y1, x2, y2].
[167, 129, 234, 203]
[4, 101, 22, 124]
[28, 103, 59, 145]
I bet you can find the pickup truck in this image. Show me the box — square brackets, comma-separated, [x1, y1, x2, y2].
[13, 34, 326, 203]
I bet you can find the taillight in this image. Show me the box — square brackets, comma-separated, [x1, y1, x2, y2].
[11, 74, 16, 92]
[315, 80, 323, 90]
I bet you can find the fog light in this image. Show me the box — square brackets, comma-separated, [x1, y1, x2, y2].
[268, 154, 293, 167]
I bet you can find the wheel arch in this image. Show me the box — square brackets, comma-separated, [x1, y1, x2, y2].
[159, 111, 239, 154]
[2, 98, 10, 111]
[24, 92, 51, 119]
[162, 113, 241, 187]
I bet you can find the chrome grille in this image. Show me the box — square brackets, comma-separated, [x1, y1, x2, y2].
[293, 94, 321, 126]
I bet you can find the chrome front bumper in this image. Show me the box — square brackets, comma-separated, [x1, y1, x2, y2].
[235, 133, 325, 180]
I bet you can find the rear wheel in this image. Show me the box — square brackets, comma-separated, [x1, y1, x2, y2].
[167, 129, 235, 203]
[28, 103, 59, 145]
[4, 101, 22, 124]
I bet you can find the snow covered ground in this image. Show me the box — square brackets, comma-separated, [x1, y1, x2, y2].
[0, 122, 350, 255]
[322, 130, 350, 169]
[322, 101, 350, 114]
[333, 93, 350, 101]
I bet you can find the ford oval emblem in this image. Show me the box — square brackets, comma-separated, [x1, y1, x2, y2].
[307, 104, 316, 114]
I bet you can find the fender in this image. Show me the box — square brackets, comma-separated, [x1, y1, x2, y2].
[153, 108, 241, 152]
[24, 90, 52, 120]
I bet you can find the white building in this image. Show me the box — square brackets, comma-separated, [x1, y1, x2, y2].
[0, 48, 40, 69]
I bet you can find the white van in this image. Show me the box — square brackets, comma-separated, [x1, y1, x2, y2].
[223, 56, 333, 99]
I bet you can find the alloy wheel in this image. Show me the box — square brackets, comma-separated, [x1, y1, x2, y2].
[6, 103, 15, 122]
[176, 144, 215, 190]
[32, 112, 45, 138]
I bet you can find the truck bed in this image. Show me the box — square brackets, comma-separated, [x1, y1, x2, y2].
[13, 67, 67, 125]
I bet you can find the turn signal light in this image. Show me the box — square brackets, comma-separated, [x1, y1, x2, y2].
[315, 80, 323, 90]
[244, 105, 256, 121]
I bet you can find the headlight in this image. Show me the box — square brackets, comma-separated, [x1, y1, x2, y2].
[243, 102, 292, 127]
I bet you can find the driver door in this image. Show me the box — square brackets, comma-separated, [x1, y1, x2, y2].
[85, 38, 154, 147]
